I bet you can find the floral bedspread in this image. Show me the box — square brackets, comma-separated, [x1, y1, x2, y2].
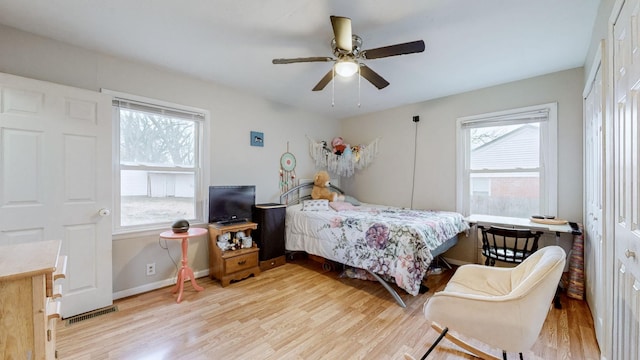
[315, 206, 469, 296]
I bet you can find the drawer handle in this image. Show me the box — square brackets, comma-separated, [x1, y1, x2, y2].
[238, 260, 247, 265]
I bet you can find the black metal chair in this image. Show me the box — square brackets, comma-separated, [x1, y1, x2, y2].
[479, 225, 543, 266]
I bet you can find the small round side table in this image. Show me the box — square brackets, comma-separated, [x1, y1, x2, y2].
[159, 227, 207, 303]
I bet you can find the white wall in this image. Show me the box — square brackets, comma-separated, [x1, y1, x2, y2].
[340, 68, 584, 263]
[0, 24, 340, 295]
[584, 0, 616, 82]
[0, 23, 586, 293]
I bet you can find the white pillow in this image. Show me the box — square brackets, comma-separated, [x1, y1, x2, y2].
[301, 199, 330, 211]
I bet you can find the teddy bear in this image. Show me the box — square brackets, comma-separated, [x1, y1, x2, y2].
[311, 170, 344, 202]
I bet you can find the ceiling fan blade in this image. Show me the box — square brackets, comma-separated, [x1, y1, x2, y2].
[330, 16, 352, 52]
[363, 40, 425, 60]
[359, 65, 390, 89]
[272, 57, 334, 64]
[312, 69, 334, 91]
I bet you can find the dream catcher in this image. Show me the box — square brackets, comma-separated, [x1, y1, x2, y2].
[280, 143, 297, 194]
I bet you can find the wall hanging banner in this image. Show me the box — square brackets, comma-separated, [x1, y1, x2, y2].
[307, 135, 380, 177]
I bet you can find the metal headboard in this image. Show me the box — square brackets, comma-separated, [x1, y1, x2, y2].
[279, 182, 345, 205]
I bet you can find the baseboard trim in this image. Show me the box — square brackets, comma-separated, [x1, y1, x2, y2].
[113, 269, 210, 300]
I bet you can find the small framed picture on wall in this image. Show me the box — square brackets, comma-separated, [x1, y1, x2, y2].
[250, 131, 264, 147]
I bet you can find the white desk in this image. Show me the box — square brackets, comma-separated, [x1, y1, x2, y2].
[465, 214, 574, 235]
[466, 214, 585, 307]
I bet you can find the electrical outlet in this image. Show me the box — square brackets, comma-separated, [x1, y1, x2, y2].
[146, 263, 156, 276]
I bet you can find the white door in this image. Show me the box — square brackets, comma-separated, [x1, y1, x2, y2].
[0, 72, 112, 318]
[613, 1, 640, 358]
[584, 60, 606, 347]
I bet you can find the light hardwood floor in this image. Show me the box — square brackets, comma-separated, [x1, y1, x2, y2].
[57, 258, 600, 359]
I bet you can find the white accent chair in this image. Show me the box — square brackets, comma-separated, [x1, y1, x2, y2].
[406, 245, 566, 360]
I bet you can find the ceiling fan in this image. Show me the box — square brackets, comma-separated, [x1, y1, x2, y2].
[272, 15, 425, 91]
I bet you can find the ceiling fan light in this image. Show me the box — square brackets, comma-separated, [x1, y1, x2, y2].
[334, 60, 359, 77]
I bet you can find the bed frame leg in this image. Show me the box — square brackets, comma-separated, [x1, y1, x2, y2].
[434, 256, 453, 269]
[364, 270, 407, 308]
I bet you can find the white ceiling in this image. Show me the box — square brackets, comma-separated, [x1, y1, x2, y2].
[0, 0, 600, 119]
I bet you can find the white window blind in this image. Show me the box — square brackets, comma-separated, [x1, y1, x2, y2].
[459, 108, 549, 129]
[112, 98, 205, 122]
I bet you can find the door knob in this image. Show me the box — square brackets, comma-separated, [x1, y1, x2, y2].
[98, 208, 111, 217]
[625, 249, 636, 259]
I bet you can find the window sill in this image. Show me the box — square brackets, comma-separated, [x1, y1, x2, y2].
[112, 221, 209, 241]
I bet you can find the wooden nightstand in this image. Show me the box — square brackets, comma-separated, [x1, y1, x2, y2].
[208, 222, 261, 286]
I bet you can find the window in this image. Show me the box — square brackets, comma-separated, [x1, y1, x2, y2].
[109, 92, 208, 233]
[456, 103, 557, 218]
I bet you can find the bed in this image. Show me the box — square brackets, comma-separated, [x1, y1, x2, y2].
[280, 182, 469, 307]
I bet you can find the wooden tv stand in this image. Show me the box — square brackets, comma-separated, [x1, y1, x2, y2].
[208, 222, 260, 286]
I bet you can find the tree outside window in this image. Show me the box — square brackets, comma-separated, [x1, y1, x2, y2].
[113, 97, 205, 231]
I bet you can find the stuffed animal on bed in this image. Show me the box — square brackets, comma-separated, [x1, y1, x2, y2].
[311, 171, 344, 202]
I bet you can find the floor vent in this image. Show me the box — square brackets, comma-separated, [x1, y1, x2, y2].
[65, 305, 118, 326]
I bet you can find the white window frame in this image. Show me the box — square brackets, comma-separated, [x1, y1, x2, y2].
[456, 102, 557, 217]
[103, 89, 210, 235]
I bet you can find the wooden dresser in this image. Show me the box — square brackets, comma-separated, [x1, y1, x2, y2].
[208, 222, 261, 286]
[0, 240, 66, 360]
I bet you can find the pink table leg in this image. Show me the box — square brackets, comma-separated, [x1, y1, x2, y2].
[171, 236, 204, 303]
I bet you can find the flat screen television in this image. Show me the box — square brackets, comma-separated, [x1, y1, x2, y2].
[208, 185, 256, 224]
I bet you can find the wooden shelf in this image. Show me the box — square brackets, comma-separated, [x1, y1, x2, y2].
[208, 223, 261, 286]
[46, 298, 62, 320]
[53, 256, 67, 280]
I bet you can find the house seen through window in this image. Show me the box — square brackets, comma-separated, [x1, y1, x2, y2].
[457, 103, 557, 218]
[112, 95, 206, 232]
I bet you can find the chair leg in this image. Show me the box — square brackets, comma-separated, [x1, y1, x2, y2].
[429, 323, 501, 360]
[418, 326, 449, 360]
[554, 286, 562, 309]
[502, 349, 525, 359]
[404, 326, 449, 360]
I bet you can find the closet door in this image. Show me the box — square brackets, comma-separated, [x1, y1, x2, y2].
[584, 57, 606, 348]
[0, 72, 113, 318]
[612, 1, 640, 358]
